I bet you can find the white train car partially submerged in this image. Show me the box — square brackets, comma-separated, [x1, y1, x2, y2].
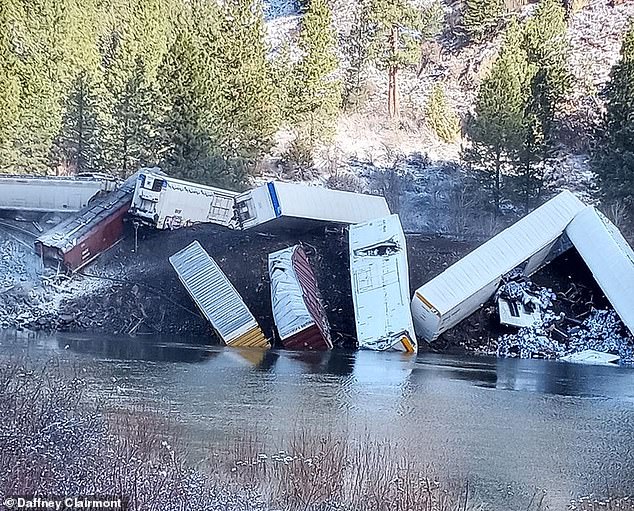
[129, 169, 238, 229]
[411, 191, 586, 342]
[169, 241, 269, 348]
[349, 214, 417, 353]
[235, 181, 391, 230]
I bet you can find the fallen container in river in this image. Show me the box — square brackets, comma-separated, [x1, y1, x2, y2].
[268, 245, 332, 350]
[169, 241, 269, 348]
[349, 214, 417, 353]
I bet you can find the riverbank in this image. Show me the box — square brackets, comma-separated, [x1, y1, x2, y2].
[1, 357, 631, 511]
[0, 221, 476, 349]
[2, 217, 631, 359]
[0, 357, 495, 510]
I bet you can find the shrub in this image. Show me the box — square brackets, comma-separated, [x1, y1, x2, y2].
[426, 84, 461, 143]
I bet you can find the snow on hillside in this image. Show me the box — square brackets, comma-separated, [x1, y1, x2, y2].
[261, 0, 634, 217]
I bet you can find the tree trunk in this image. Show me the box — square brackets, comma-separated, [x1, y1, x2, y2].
[77, 77, 85, 173]
[494, 148, 501, 219]
[387, 26, 399, 118]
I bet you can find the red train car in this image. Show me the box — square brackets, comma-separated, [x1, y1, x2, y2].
[268, 245, 332, 350]
[35, 174, 137, 272]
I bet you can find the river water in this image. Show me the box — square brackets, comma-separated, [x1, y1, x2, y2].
[1, 330, 633, 510]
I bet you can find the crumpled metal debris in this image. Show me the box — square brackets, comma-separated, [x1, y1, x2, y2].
[497, 279, 634, 364]
[497, 279, 556, 310]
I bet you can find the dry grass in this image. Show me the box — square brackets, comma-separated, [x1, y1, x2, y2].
[0, 358, 262, 511]
[570, 497, 634, 511]
[227, 429, 479, 511]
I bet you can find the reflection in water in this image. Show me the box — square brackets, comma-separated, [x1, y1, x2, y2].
[57, 335, 216, 364]
[0, 330, 633, 511]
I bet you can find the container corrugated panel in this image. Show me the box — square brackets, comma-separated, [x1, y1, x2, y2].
[170, 241, 269, 348]
[566, 206, 634, 336]
[349, 214, 417, 353]
[268, 245, 332, 350]
[411, 190, 586, 341]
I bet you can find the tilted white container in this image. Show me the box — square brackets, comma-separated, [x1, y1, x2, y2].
[349, 214, 417, 353]
[411, 190, 586, 342]
[169, 241, 269, 348]
[235, 181, 391, 230]
[565, 206, 634, 337]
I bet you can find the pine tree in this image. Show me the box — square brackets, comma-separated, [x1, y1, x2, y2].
[464, 19, 536, 216]
[100, 56, 159, 177]
[215, 0, 278, 180]
[8, 0, 103, 174]
[95, 0, 172, 176]
[595, 21, 634, 208]
[0, 0, 22, 172]
[462, 0, 504, 42]
[51, 70, 101, 174]
[426, 84, 460, 143]
[8, 0, 82, 173]
[271, 42, 295, 122]
[341, 0, 374, 111]
[524, 0, 570, 146]
[366, 0, 442, 118]
[291, 0, 342, 146]
[155, 7, 232, 186]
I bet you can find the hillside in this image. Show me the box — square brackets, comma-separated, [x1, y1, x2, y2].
[262, 0, 634, 236]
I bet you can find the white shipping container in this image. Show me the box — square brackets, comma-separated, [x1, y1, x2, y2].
[235, 181, 391, 230]
[169, 241, 269, 348]
[411, 190, 586, 342]
[565, 206, 634, 336]
[349, 215, 417, 353]
[129, 169, 239, 230]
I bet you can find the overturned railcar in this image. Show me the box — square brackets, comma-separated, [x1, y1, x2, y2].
[268, 245, 332, 350]
[35, 174, 137, 272]
[0, 174, 118, 213]
[169, 241, 270, 348]
[566, 206, 634, 337]
[411, 190, 586, 342]
[349, 214, 417, 353]
[129, 169, 239, 230]
[235, 181, 391, 230]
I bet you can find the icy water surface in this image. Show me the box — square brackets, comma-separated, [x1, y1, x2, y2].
[1, 330, 633, 510]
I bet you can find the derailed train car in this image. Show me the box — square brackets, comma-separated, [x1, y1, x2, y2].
[349, 215, 417, 353]
[411, 191, 586, 342]
[169, 241, 270, 348]
[268, 245, 332, 350]
[566, 206, 634, 336]
[235, 181, 391, 230]
[0, 174, 118, 213]
[129, 169, 238, 230]
[35, 174, 137, 272]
